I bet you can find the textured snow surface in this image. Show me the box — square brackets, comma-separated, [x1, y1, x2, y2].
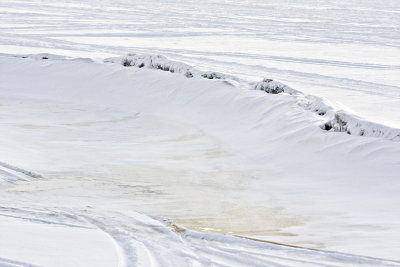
[0, 207, 398, 267]
[107, 54, 400, 141]
[1, 56, 400, 266]
[1, 0, 400, 266]
[1, 0, 399, 127]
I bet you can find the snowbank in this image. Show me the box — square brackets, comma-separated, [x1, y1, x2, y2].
[106, 54, 400, 141]
[105, 54, 233, 81]
[1, 54, 400, 262]
[9, 52, 400, 142]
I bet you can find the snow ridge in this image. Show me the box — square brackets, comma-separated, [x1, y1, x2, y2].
[105, 54, 232, 81]
[10, 53, 400, 142]
[107, 54, 400, 142]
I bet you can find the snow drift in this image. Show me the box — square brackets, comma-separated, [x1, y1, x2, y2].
[1, 53, 400, 263]
[105, 54, 400, 141]
[8, 52, 400, 142]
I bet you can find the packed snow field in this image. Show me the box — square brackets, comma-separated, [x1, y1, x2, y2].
[1, 0, 400, 266]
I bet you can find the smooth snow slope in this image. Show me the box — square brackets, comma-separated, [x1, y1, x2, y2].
[0, 0, 399, 127]
[0, 55, 400, 266]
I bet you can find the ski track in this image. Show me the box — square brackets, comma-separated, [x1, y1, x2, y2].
[1, 206, 399, 267]
[0, 258, 43, 267]
[1, 55, 400, 264]
[0, 161, 41, 184]
[1, 0, 400, 265]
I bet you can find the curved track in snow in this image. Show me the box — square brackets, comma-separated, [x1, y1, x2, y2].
[0, 55, 399, 265]
[1, 206, 399, 267]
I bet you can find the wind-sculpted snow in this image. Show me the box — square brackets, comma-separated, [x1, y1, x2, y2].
[253, 78, 299, 95]
[295, 94, 400, 141]
[323, 112, 400, 141]
[1, 54, 400, 263]
[5, 52, 400, 142]
[106, 54, 194, 77]
[104, 53, 400, 142]
[1, 0, 399, 128]
[105, 54, 231, 80]
[1, 0, 400, 265]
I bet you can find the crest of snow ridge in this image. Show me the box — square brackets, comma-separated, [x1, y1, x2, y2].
[254, 78, 299, 95]
[11, 53, 398, 142]
[103, 54, 400, 142]
[254, 79, 400, 141]
[105, 54, 229, 80]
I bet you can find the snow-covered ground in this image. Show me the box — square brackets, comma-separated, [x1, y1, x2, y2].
[1, 0, 399, 127]
[1, 55, 400, 266]
[1, 0, 400, 266]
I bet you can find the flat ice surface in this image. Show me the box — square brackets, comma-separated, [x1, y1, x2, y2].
[0, 0, 399, 127]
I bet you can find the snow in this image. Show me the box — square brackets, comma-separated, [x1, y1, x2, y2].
[1, 0, 399, 127]
[0, 213, 121, 267]
[1, 0, 400, 266]
[0, 55, 400, 266]
[1, 208, 397, 267]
